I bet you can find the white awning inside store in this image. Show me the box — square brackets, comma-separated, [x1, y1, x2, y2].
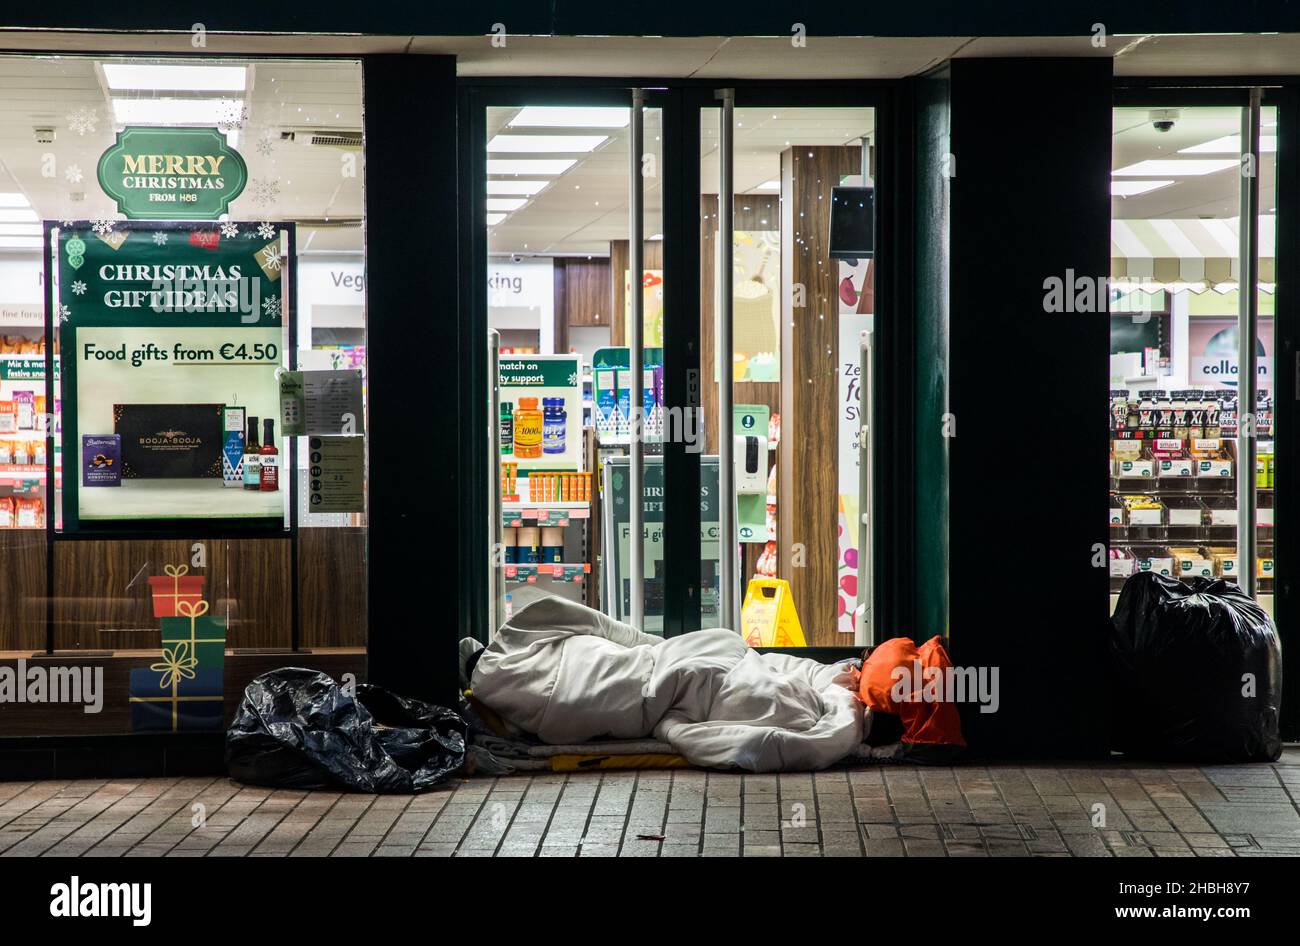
[1111, 216, 1276, 290]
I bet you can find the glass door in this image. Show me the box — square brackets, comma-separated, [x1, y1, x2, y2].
[695, 90, 882, 648]
[468, 88, 664, 639]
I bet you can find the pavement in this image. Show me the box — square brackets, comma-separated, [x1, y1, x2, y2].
[2, 748, 1298, 857]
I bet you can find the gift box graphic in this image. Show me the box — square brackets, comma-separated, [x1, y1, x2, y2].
[146, 563, 206, 617]
[160, 599, 226, 673]
[128, 659, 224, 733]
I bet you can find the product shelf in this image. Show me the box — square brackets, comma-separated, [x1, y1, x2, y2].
[501, 502, 591, 527]
[503, 562, 592, 583]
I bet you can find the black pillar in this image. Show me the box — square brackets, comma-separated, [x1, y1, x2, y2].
[914, 58, 1113, 756]
[363, 55, 461, 705]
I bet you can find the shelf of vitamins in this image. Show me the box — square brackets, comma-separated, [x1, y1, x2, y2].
[500, 465, 591, 505]
[500, 466, 595, 582]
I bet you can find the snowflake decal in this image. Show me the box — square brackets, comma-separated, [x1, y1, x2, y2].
[262, 295, 282, 318]
[217, 99, 249, 131]
[71, 281, 87, 296]
[64, 164, 83, 184]
[91, 219, 115, 236]
[249, 177, 281, 206]
[152, 232, 169, 246]
[220, 222, 239, 238]
[568, 371, 580, 385]
[59, 220, 76, 229]
[256, 221, 276, 240]
[66, 106, 98, 136]
[57, 304, 71, 322]
[260, 245, 282, 272]
[255, 134, 276, 157]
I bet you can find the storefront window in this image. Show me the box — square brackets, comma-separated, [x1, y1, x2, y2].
[1109, 104, 1276, 613]
[0, 55, 366, 733]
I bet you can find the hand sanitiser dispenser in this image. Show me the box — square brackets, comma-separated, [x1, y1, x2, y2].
[734, 433, 767, 495]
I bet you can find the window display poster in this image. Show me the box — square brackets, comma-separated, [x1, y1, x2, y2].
[623, 269, 664, 348]
[726, 231, 780, 382]
[837, 314, 871, 636]
[498, 354, 583, 472]
[604, 455, 721, 636]
[56, 222, 288, 529]
[1187, 317, 1273, 395]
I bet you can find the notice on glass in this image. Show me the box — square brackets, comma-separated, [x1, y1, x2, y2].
[306, 435, 364, 513]
[280, 370, 364, 436]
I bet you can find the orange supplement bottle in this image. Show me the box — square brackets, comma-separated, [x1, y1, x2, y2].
[513, 397, 543, 459]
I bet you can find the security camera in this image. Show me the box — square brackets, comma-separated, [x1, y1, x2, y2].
[510, 253, 524, 263]
[1150, 109, 1180, 133]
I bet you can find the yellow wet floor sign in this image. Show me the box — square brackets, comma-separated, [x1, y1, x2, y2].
[741, 578, 807, 647]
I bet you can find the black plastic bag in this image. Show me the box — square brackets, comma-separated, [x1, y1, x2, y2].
[226, 668, 467, 793]
[1109, 573, 1281, 762]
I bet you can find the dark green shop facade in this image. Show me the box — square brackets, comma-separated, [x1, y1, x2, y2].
[0, 6, 1297, 772]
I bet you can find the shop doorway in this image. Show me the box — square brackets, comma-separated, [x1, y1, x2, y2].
[460, 81, 899, 653]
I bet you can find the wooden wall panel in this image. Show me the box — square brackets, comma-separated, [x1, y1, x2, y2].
[208, 539, 292, 649]
[52, 539, 193, 652]
[609, 240, 663, 347]
[560, 257, 612, 327]
[778, 145, 862, 647]
[552, 259, 568, 354]
[0, 529, 46, 651]
[34, 531, 363, 654]
[298, 527, 367, 648]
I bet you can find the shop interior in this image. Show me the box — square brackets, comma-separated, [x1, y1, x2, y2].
[1108, 105, 1276, 616]
[0, 56, 368, 665]
[486, 102, 876, 647]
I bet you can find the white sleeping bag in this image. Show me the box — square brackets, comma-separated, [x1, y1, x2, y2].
[471, 596, 866, 772]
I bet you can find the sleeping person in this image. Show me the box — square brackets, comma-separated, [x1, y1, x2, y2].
[463, 594, 866, 773]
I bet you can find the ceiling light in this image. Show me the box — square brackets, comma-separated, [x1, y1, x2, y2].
[1111, 180, 1174, 197]
[112, 98, 241, 126]
[487, 197, 527, 212]
[102, 63, 247, 92]
[1213, 282, 1238, 294]
[488, 134, 607, 153]
[487, 159, 576, 176]
[754, 180, 780, 191]
[1179, 134, 1277, 154]
[649, 233, 663, 240]
[1112, 159, 1238, 176]
[487, 180, 548, 196]
[0, 236, 41, 249]
[0, 193, 30, 208]
[0, 209, 38, 223]
[487, 213, 507, 226]
[0, 223, 40, 235]
[508, 106, 629, 129]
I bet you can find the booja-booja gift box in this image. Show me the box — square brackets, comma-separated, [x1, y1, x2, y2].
[113, 403, 223, 479]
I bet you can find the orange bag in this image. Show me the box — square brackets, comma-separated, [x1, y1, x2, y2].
[859, 636, 966, 747]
